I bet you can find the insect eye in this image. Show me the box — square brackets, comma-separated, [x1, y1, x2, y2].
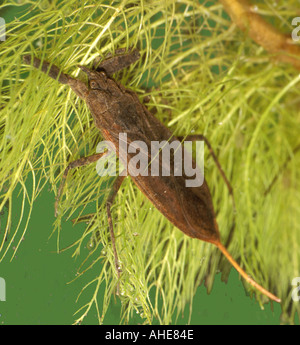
[90, 80, 98, 89]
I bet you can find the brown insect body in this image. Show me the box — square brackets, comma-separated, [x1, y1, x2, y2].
[80, 68, 219, 244]
[23, 51, 280, 303]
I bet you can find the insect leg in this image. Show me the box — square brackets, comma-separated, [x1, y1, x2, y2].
[93, 48, 140, 76]
[179, 134, 235, 247]
[106, 174, 126, 294]
[71, 174, 127, 294]
[178, 134, 234, 204]
[55, 153, 107, 217]
[23, 55, 88, 99]
[264, 143, 300, 196]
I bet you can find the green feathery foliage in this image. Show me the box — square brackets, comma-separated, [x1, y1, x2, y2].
[0, 0, 300, 324]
